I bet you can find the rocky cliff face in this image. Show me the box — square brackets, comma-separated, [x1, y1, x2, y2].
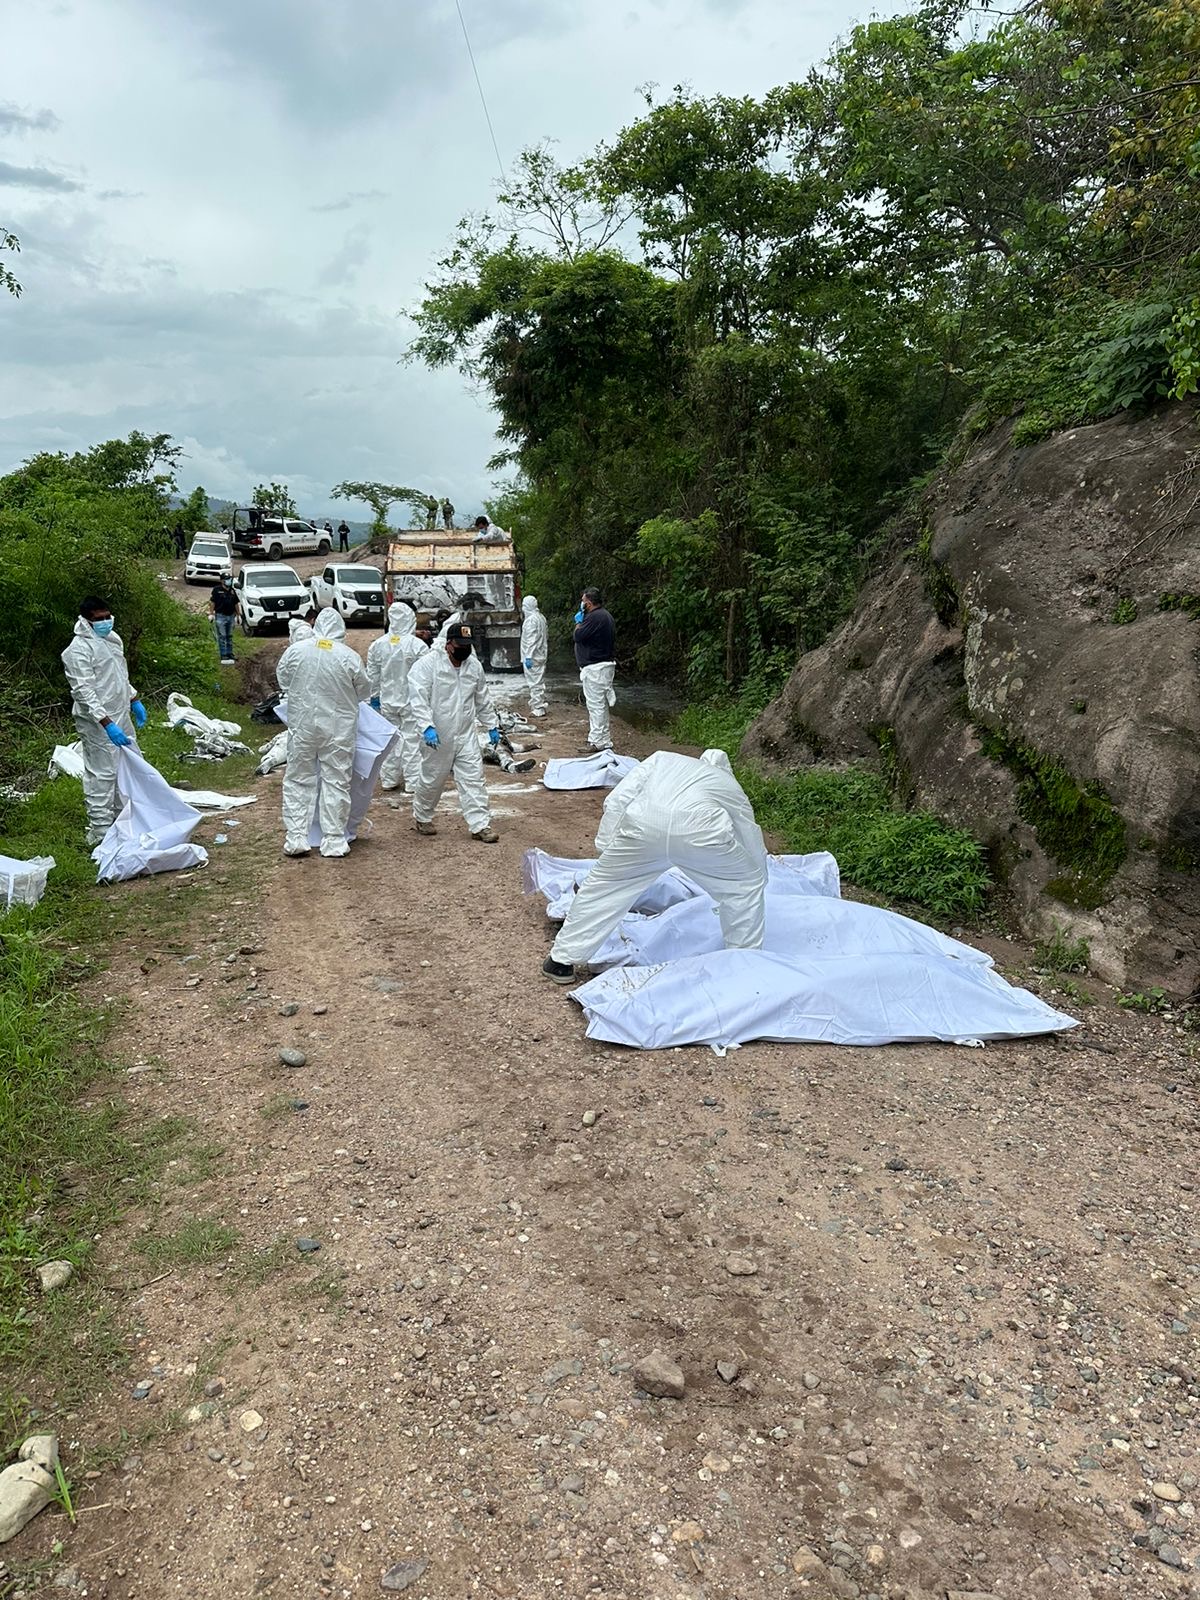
[743, 402, 1200, 992]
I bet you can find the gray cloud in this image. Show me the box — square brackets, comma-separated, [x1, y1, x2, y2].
[0, 103, 61, 136]
[2, 0, 856, 517]
[0, 160, 82, 192]
[310, 189, 389, 214]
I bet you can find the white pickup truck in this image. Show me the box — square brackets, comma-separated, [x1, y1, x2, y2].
[308, 562, 387, 628]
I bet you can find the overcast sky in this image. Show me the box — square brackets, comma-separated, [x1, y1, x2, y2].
[3, 0, 857, 519]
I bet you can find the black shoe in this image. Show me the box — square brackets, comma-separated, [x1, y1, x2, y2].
[542, 956, 576, 985]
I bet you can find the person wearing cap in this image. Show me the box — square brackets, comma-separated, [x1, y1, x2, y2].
[406, 621, 501, 843]
[541, 749, 767, 984]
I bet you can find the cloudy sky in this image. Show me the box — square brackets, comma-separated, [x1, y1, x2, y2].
[3, 0, 856, 519]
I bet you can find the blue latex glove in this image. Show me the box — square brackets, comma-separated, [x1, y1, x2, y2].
[369, 695, 381, 711]
[523, 658, 533, 670]
[104, 722, 131, 748]
[574, 610, 584, 624]
[488, 728, 501, 746]
[130, 699, 147, 728]
[422, 726, 439, 748]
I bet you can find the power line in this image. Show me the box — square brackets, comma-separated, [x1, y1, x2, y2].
[454, 0, 506, 184]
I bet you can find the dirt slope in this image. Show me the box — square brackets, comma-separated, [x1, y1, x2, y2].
[5, 677, 1199, 1600]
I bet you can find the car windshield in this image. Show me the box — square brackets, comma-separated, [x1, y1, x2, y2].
[191, 542, 228, 558]
[244, 569, 302, 588]
[339, 567, 381, 585]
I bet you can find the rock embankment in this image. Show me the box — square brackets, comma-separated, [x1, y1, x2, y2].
[743, 401, 1200, 991]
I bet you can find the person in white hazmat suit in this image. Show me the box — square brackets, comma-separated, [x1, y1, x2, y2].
[276, 617, 314, 692]
[277, 608, 370, 859]
[366, 602, 428, 792]
[520, 594, 549, 718]
[542, 748, 768, 983]
[61, 596, 149, 845]
[407, 621, 502, 843]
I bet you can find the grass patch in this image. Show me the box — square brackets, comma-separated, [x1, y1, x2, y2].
[1033, 924, 1091, 974]
[236, 1235, 296, 1289]
[136, 1218, 239, 1266]
[675, 699, 991, 919]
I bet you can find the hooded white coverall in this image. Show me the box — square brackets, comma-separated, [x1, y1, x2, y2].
[276, 618, 315, 694]
[366, 602, 428, 791]
[277, 609, 370, 856]
[407, 642, 499, 834]
[549, 749, 768, 966]
[520, 595, 549, 717]
[61, 617, 141, 845]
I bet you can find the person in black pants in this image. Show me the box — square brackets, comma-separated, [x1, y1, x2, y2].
[337, 521, 350, 552]
[209, 574, 239, 664]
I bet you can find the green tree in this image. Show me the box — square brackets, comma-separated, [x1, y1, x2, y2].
[330, 481, 434, 537]
[177, 486, 211, 531]
[252, 481, 297, 516]
[412, 0, 1200, 693]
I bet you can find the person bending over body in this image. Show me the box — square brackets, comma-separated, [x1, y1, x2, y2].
[542, 749, 767, 984]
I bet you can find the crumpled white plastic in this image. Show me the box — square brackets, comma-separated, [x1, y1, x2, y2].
[92, 748, 208, 882]
[165, 693, 241, 738]
[542, 751, 640, 790]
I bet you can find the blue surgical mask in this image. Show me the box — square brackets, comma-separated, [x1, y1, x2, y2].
[92, 618, 114, 637]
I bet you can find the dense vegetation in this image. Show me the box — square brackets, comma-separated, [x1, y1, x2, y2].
[0, 431, 217, 786]
[412, 0, 1200, 696]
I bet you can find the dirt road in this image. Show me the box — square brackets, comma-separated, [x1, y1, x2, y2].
[7, 655, 1198, 1600]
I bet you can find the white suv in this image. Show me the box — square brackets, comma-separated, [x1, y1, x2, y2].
[231, 516, 332, 561]
[235, 563, 311, 634]
[184, 536, 233, 585]
[308, 563, 387, 628]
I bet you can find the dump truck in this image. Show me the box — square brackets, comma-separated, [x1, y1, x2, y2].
[385, 527, 523, 671]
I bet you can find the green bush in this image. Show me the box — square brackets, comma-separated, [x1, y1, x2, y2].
[674, 701, 991, 918]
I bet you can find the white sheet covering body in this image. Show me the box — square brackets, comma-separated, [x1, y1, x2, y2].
[275, 701, 396, 846]
[542, 752, 640, 790]
[524, 844, 1077, 1051]
[51, 743, 257, 811]
[572, 949, 1078, 1052]
[92, 748, 208, 882]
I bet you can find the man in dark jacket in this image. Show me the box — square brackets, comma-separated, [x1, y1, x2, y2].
[574, 587, 616, 751]
[208, 573, 239, 664]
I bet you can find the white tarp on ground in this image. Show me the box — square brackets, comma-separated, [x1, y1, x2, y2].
[542, 751, 640, 790]
[92, 748, 208, 882]
[50, 744, 257, 811]
[523, 846, 1076, 1052]
[275, 700, 397, 845]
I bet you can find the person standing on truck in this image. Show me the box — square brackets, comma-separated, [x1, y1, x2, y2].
[337, 520, 350, 552]
[60, 597, 148, 846]
[520, 594, 549, 718]
[277, 608, 369, 859]
[441, 497, 455, 530]
[366, 601, 428, 792]
[208, 573, 238, 666]
[575, 587, 616, 751]
[407, 622, 501, 844]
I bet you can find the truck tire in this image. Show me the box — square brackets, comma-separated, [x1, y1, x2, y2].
[317, 539, 330, 555]
[267, 542, 283, 561]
